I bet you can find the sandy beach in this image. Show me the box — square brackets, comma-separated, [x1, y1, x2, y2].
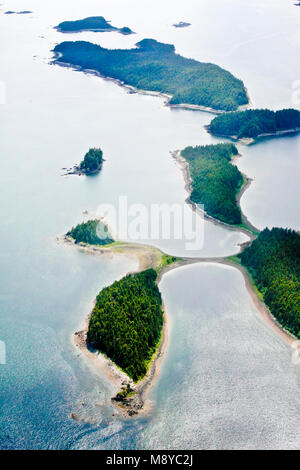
[231, 153, 259, 234]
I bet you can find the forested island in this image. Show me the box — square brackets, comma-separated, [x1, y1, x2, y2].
[67, 219, 114, 245]
[79, 148, 103, 173]
[68, 234, 181, 414]
[65, 147, 103, 175]
[53, 39, 249, 111]
[180, 143, 245, 225]
[239, 228, 300, 339]
[208, 108, 300, 142]
[87, 269, 164, 382]
[55, 16, 134, 35]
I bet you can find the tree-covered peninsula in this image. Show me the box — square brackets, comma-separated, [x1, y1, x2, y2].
[67, 219, 114, 245]
[87, 269, 164, 382]
[53, 39, 249, 111]
[55, 16, 134, 35]
[181, 143, 244, 225]
[208, 108, 300, 140]
[239, 228, 300, 338]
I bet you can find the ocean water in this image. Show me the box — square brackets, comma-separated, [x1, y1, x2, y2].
[0, 0, 299, 449]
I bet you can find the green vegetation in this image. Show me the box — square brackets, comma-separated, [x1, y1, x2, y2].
[87, 269, 163, 381]
[67, 219, 114, 245]
[53, 39, 249, 111]
[239, 228, 300, 338]
[80, 148, 103, 173]
[208, 109, 300, 139]
[55, 16, 134, 35]
[181, 143, 244, 225]
[227, 255, 242, 265]
[156, 254, 180, 273]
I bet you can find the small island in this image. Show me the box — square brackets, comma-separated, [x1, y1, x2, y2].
[55, 16, 134, 35]
[207, 108, 300, 143]
[79, 147, 103, 174]
[238, 227, 300, 339]
[179, 143, 246, 226]
[53, 39, 249, 112]
[66, 219, 114, 245]
[64, 147, 103, 175]
[173, 21, 191, 28]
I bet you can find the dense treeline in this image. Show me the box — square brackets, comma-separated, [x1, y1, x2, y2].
[239, 228, 300, 338]
[67, 219, 114, 245]
[181, 143, 243, 225]
[80, 148, 103, 173]
[55, 16, 134, 35]
[87, 269, 163, 381]
[53, 39, 248, 111]
[209, 109, 300, 139]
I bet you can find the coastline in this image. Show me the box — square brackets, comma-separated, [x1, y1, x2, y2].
[62, 235, 200, 416]
[168, 147, 296, 347]
[61, 231, 296, 417]
[52, 56, 248, 115]
[206, 127, 300, 145]
[222, 259, 297, 346]
[170, 149, 259, 245]
[182, 257, 297, 347]
[53, 55, 298, 420]
[231, 153, 259, 234]
[73, 299, 169, 417]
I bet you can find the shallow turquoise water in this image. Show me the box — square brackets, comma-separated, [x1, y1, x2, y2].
[0, 0, 299, 449]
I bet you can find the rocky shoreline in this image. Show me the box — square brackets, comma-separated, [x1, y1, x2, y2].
[61, 162, 102, 176]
